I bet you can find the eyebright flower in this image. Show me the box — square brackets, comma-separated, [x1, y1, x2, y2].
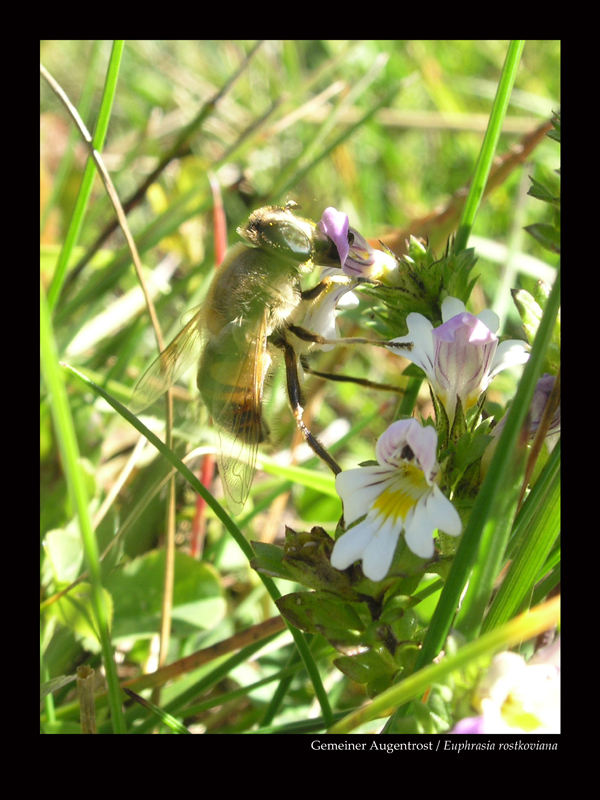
[305, 206, 398, 350]
[388, 297, 530, 424]
[318, 207, 400, 285]
[330, 418, 462, 581]
[452, 638, 560, 734]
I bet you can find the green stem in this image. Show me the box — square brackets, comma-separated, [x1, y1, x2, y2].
[40, 283, 126, 733]
[45, 40, 125, 310]
[61, 363, 334, 727]
[454, 40, 525, 252]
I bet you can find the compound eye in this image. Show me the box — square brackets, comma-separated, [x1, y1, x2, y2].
[241, 206, 317, 261]
[267, 219, 312, 258]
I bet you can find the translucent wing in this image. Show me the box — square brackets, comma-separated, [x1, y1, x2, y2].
[198, 312, 270, 514]
[129, 308, 204, 414]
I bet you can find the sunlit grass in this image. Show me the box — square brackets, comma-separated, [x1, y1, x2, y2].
[40, 40, 560, 735]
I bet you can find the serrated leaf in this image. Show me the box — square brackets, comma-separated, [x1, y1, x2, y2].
[456, 430, 493, 467]
[334, 648, 396, 684]
[528, 177, 560, 205]
[276, 591, 365, 646]
[280, 526, 361, 599]
[524, 223, 560, 254]
[547, 113, 560, 142]
[250, 541, 295, 580]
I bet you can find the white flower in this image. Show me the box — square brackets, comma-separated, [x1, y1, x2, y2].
[388, 297, 530, 424]
[453, 638, 560, 734]
[301, 268, 359, 352]
[330, 418, 462, 581]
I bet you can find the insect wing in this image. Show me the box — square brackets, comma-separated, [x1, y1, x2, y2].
[129, 309, 204, 414]
[200, 313, 270, 514]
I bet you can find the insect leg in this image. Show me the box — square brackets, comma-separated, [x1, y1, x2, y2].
[279, 339, 342, 476]
[300, 358, 405, 394]
[300, 274, 383, 302]
[288, 323, 413, 352]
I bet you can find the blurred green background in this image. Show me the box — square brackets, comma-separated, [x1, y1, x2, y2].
[40, 40, 560, 731]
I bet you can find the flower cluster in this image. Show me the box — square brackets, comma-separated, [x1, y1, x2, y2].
[316, 207, 531, 581]
[316, 207, 529, 427]
[252, 201, 558, 715]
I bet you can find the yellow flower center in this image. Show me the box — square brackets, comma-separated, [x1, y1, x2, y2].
[372, 463, 430, 521]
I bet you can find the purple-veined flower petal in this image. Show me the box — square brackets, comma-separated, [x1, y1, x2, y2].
[433, 312, 498, 417]
[387, 297, 529, 425]
[387, 312, 435, 372]
[336, 466, 397, 525]
[488, 338, 530, 381]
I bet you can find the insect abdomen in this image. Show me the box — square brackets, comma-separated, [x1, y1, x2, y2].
[197, 330, 270, 444]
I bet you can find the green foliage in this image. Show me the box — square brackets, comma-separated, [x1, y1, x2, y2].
[40, 40, 560, 735]
[525, 113, 561, 254]
[512, 280, 561, 374]
[45, 583, 114, 652]
[252, 525, 362, 600]
[365, 239, 480, 340]
[254, 526, 433, 697]
[104, 550, 226, 638]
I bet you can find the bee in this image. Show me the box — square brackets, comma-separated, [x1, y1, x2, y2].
[130, 204, 351, 514]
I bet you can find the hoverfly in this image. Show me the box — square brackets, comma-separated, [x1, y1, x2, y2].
[130, 204, 355, 514]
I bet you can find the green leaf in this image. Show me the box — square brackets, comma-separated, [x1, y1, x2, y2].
[123, 688, 191, 733]
[281, 526, 362, 600]
[483, 443, 560, 631]
[46, 582, 114, 652]
[511, 288, 543, 345]
[527, 176, 560, 205]
[40, 674, 77, 700]
[334, 648, 396, 687]
[547, 113, 561, 143]
[276, 590, 365, 651]
[250, 541, 295, 580]
[524, 222, 560, 254]
[511, 286, 560, 373]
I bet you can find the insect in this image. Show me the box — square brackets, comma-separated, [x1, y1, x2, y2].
[130, 204, 354, 514]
